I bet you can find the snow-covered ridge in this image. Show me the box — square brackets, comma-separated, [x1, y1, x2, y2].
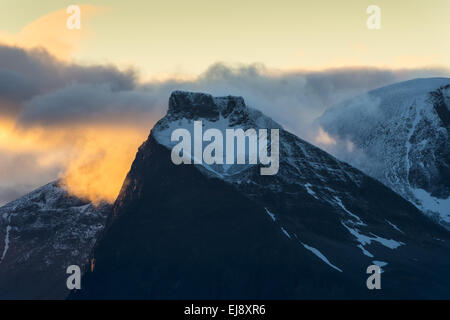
[0, 181, 111, 299]
[319, 78, 450, 229]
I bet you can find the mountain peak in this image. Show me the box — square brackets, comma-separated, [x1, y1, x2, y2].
[168, 90, 246, 121]
[73, 89, 450, 299]
[153, 91, 281, 162]
[319, 77, 450, 228]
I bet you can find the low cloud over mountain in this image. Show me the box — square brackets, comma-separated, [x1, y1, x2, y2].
[0, 43, 449, 205]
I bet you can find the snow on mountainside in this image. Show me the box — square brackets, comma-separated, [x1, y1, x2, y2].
[319, 78, 450, 229]
[153, 91, 281, 177]
[0, 181, 110, 299]
[73, 91, 450, 299]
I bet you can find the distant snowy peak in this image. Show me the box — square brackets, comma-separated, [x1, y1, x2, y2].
[320, 78, 450, 139]
[0, 181, 111, 299]
[319, 78, 450, 228]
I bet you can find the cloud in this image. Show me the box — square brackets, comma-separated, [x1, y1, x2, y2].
[0, 44, 449, 205]
[156, 63, 450, 141]
[0, 69, 37, 104]
[314, 127, 336, 146]
[0, 44, 137, 98]
[0, 150, 63, 206]
[21, 83, 162, 127]
[3, 44, 448, 134]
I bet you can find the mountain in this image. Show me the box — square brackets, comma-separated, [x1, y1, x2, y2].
[0, 181, 110, 299]
[72, 91, 450, 299]
[319, 78, 450, 229]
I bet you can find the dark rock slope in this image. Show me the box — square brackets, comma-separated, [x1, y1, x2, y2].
[72, 91, 450, 299]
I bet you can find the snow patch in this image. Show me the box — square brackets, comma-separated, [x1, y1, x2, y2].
[372, 260, 388, 273]
[334, 197, 366, 226]
[264, 208, 276, 221]
[0, 225, 11, 263]
[304, 183, 318, 199]
[281, 227, 291, 239]
[385, 219, 404, 234]
[357, 244, 374, 257]
[301, 242, 343, 272]
[342, 221, 404, 250]
[411, 188, 450, 223]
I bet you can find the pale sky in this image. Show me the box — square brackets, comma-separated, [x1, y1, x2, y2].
[1, 0, 449, 79]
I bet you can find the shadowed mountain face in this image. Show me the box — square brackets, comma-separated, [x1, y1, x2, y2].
[0, 181, 111, 299]
[319, 78, 450, 229]
[71, 91, 450, 299]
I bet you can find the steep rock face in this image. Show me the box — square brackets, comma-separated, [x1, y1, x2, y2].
[73, 91, 450, 299]
[319, 78, 450, 228]
[0, 181, 111, 299]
